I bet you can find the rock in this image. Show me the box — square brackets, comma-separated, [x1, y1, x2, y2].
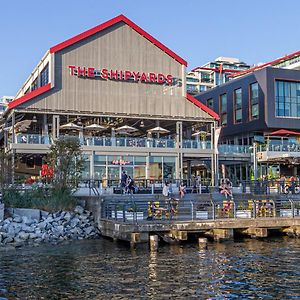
[84, 226, 95, 236]
[74, 206, 84, 215]
[40, 211, 49, 219]
[22, 216, 35, 226]
[70, 218, 80, 228]
[63, 212, 72, 221]
[18, 231, 30, 240]
[2, 237, 14, 244]
[13, 215, 22, 223]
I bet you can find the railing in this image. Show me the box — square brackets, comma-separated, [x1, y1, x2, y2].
[182, 140, 211, 149]
[101, 194, 300, 223]
[259, 144, 300, 152]
[80, 178, 211, 195]
[218, 144, 251, 154]
[16, 134, 50, 144]
[14, 133, 260, 154]
[241, 180, 300, 195]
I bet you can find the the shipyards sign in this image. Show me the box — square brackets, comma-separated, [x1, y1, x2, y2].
[68, 65, 173, 85]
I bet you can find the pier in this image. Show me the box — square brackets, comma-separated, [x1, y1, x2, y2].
[83, 193, 300, 248]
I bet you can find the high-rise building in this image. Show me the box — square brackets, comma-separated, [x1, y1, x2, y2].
[186, 57, 251, 95]
[0, 96, 14, 114]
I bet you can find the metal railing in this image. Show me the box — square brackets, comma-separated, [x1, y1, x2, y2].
[101, 194, 300, 223]
[259, 144, 300, 152]
[240, 180, 300, 195]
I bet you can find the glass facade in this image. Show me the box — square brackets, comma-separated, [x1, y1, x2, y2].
[88, 155, 175, 183]
[275, 80, 300, 117]
[220, 94, 227, 126]
[234, 88, 242, 123]
[40, 64, 49, 87]
[250, 82, 259, 120]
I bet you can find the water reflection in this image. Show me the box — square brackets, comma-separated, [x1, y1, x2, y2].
[0, 238, 299, 299]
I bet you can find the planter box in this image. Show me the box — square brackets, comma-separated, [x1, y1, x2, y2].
[280, 209, 294, 217]
[236, 210, 252, 219]
[125, 211, 144, 221]
[111, 211, 124, 219]
[196, 211, 209, 219]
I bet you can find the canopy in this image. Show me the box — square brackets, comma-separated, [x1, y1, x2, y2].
[147, 126, 170, 134]
[60, 122, 82, 130]
[269, 129, 300, 136]
[115, 125, 138, 133]
[84, 123, 106, 131]
[192, 130, 211, 137]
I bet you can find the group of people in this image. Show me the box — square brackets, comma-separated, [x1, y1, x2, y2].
[163, 181, 186, 199]
[121, 171, 135, 194]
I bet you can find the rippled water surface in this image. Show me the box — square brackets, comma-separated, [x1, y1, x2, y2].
[0, 237, 299, 299]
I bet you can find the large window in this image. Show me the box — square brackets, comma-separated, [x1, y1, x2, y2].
[275, 80, 300, 117]
[234, 88, 242, 123]
[207, 98, 213, 110]
[40, 64, 49, 87]
[219, 94, 227, 126]
[249, 82, 259, 120]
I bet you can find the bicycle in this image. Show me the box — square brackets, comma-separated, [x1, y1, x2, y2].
[283, 184, 300, 194]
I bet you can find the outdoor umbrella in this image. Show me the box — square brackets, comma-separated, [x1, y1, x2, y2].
[192, 130, 211, 137]
[60, 122, 82, 130]
[147, 126, 170, 134]
[115, 125, 138, 134]
[84, 123, 106, 131]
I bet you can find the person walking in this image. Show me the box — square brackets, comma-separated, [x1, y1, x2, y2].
[127, 176, 135, 194]
[121, 171, 128, 194]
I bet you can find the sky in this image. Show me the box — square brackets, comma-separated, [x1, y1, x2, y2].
[1, 0, 300, 97]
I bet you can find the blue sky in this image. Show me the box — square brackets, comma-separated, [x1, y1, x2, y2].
[1, 0, 300, 96]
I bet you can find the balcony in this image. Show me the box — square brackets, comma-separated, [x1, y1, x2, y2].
[14, 134, 212, 150]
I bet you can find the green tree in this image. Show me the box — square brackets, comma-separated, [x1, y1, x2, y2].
[46, 136, 84, 191]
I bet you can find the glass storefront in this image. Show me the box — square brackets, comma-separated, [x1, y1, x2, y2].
[84, 154, 176, 183]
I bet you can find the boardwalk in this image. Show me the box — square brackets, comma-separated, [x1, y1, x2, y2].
[83, 193, 300, 246]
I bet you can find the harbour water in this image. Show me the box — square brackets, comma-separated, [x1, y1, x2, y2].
[0, 237, 299, 299]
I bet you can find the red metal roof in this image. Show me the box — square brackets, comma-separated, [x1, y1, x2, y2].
[229, 49, 300, 78]
[8, 83, 51, 110]
[269, 129, 300, 136]
[50, 14, 187, 66]
[186, 93, 220, 120]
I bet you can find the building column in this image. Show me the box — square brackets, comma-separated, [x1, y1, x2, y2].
[176, 121, 183, 180]
[90, 151, 94, 179]
[211, 121, 218, 187]
[12, 112, 16, 144]
[52, 115, 60, 140]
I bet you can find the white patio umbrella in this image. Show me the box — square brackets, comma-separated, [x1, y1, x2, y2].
[84, 123, 106, 131]
[115, 125, 138, 134]
[15, 120, 32, 132]
[147, 126, 170, 134]
[60, 122, 82, 130]
[192, 130, 211, 137]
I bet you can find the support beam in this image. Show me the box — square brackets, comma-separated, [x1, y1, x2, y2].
[210, 228, 234, 241]
[242, 227, 268, 238]
[170, 230, 188, 241]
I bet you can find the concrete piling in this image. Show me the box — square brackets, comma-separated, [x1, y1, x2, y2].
[198, 237, 208, 249]
[150, 235, 158, 251]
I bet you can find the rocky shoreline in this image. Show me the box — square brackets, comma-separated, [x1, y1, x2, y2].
[0, 206, 99, 249]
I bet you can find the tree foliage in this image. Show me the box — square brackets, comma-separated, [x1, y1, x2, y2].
[46, 137, 84, 191]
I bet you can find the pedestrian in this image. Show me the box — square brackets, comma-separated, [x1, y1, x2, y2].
[279, 174, 286, 194]
[290, 175, 296, 194]
[162, 181, 169, 197]
[121, 170, 128, 194]
[179, 183, 186, 199]
[126, 176, 135, 194]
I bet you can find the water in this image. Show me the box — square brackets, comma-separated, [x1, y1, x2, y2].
[0, 237, 299, 299]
